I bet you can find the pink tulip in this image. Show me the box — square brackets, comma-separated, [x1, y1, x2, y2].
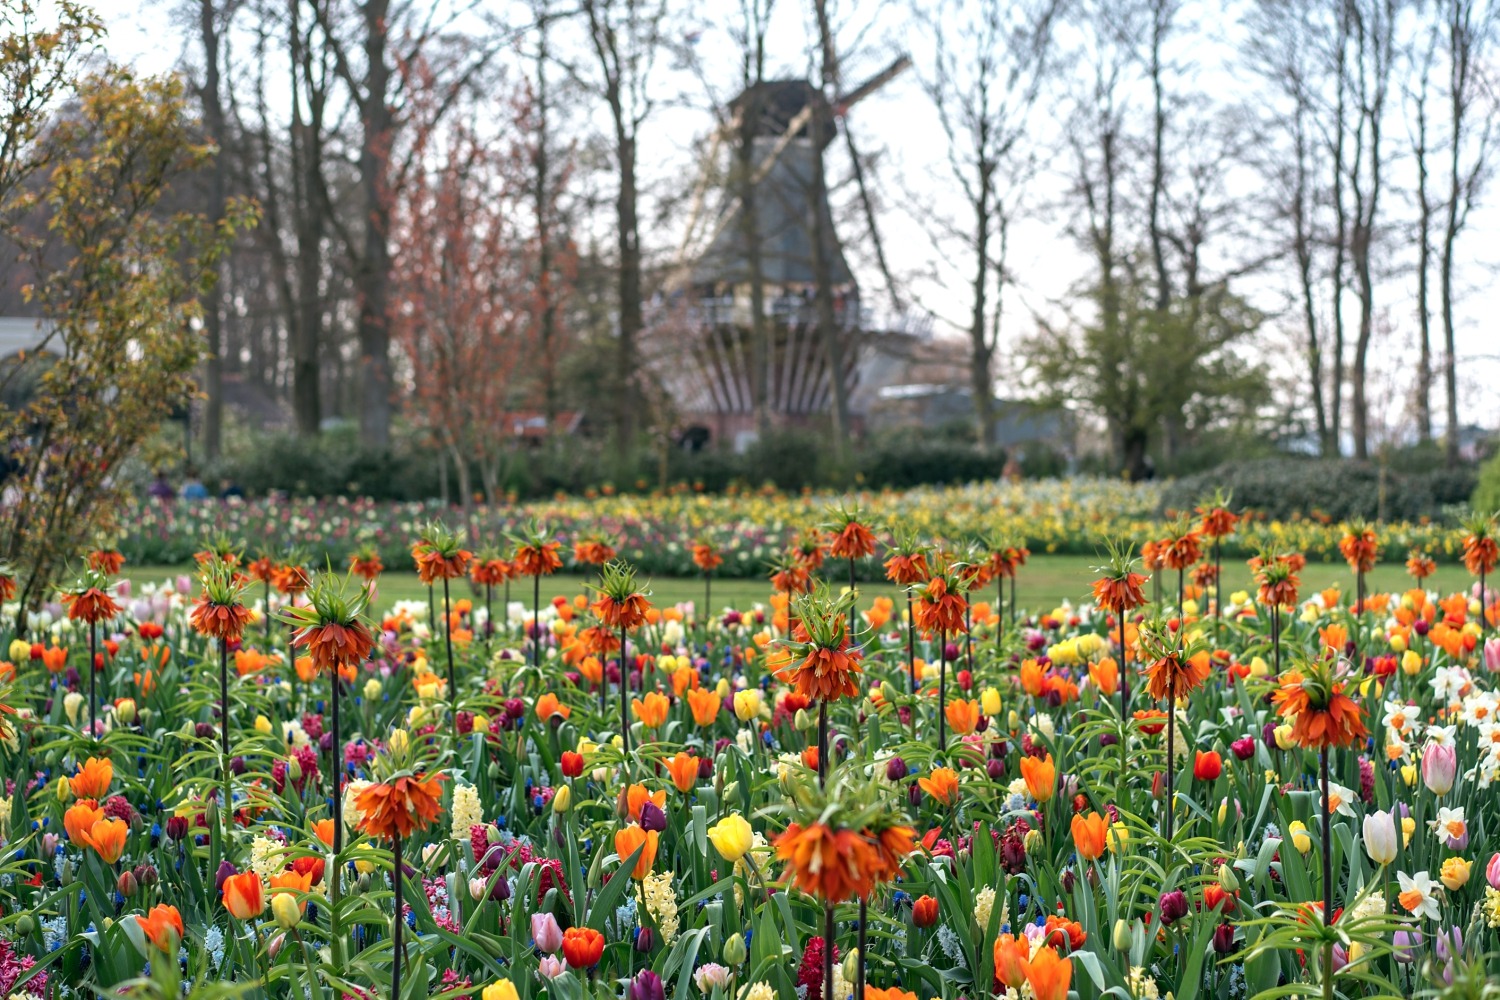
[531, 911, 564, 953]
[537, 956, 565, 979]
[1422, 742, 1457, 795]
[1484, 637, 1500, 673]
[1487, 853, 1500, 889]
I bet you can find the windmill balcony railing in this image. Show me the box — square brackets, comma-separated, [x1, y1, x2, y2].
[683, 295, 864, 331]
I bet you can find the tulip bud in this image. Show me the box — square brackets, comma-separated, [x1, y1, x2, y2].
[723, 932, 747, 966]
[1212, 923, 1235, 954]
[287, 758, 303, 783]
[841, 948, 859, 983]
[268, 932, 286, 960]
[1487, 852, 1500, 889]
[1112, 919, 1132, 952]
[115, 698, 137, 725]
[793, 708, 813, 731]
[1023, 829, 1043, 854]
[879, 681, 898, 707]
[1217, 863, 1239, 893]
[1159, 889, 1188, 926]
[117, 870, 138, 899]
[886, 756, 908, 781]
[634, 927, 655, 953]
[1421, 742, 1457, 795]
[8, 639, 29, 662]
[272, 893, 301, 929]
[15, 914, 35, 936]
[639, 801, 667, 832]
[552, 785, 572, 814]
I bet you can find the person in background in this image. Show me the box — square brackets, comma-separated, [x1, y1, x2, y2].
[180, 468, 208, 501]
[219, 478, 244, 499]
[148, 470, 175, 502]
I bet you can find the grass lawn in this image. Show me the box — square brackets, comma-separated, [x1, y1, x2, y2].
[127, 555, 1472, 616]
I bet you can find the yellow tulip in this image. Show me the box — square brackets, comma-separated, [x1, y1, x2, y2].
[482, 980, 520, 1000]
[1288, 821, 1311, 854]
[707, 814, 754, 863]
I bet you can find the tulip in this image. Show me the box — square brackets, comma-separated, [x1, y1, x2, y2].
[552, 785, 572, 814]
[639, 800, 667, 833]
[1363, 810, 1398, 865]
[271, 892, 300, 929]
[707, 814, 754, 863]
[912, 894, 939, 928]
[629, 971, 665, 1000]
[992, 934, 1029, 989]
[482, 981, 520, 1000]
[1440, 856, 1472, 891]
[1212, 923, 1235, 954]
[1486, 853, 1500, 889]
[560, 751, 585, 778]
[1193, 750, 1222, 782]
[1159, 889, 1188, 926]
[222, 872, 265, 920]
[1393, 929, 1422, 963]
[532, 912, 564, 953]
[885, 756, 908, 781]
[1229, 737, 1255, 760]
[1485, 637, 1500, 672]
[1422, 742, 1457, 795]
[537, 956, 565, 979]
[1287, 820, 1311, 854]
[693, 964, 731, 993]
[634, 927, 655, 952]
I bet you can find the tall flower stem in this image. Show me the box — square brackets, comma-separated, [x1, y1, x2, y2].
[937, 628, 947, 754]
[847, 557, 858, 647]
[1177, 568, 1185, 619]
[441, 576, 456, 705]
[532, 575, 542, 671]
[1118, 613, 1129, 779]
[426, 584, 435, 639]
[856, 898, 867, 1000]
[331, 666, 342, 855]
[964, 604, 973, 676]
[703, 571, 712, 641]
[1320, 745, 1332, 929]
[88, 622, 97, 739]
[392, 834, 403, 1000]
[1213, 539, 1222, 628]
[1009, 575, 1017, 627]
[483, 583, 492, 655]
[1482, 567, 1489, 638]
[817, 700, 828, 788]
[996, 575, 1004, 649]
[905, 591, 916, 695]
[219, 637, 231, 826]
[1271, 606, 1281, 676]
[1163, 679, 1175, 842]
[264, 580, 272, 646]
[620, 623, 630, 755]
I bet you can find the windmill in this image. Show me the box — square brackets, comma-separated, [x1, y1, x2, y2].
[650, 51, 910, 451]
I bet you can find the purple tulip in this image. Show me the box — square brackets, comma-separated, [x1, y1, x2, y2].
[639, 801, 668, 833]
[1393, 929, 1422, 963]
[886, 756, 908, 781]
[629, 970, 665, 1000]
[1159, 890, 1188, 926]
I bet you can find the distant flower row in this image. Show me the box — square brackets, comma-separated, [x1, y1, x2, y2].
[114, 481, 1472, 576]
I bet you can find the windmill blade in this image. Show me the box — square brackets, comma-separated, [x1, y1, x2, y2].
[834, 54, 911, 115]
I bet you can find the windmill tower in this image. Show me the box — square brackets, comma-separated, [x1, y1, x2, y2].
[651, 58, 909, 451]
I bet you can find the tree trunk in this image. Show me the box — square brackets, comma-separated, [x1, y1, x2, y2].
[1414, 100, 1433, 444]
[199, 0, 226, 460]
[290, 0, 323, 436]
[615, 129, 642, 456]
[1329, 4, 1350, 455]
[969, 145, 994, 448]
[736, 102, 771, 437]
[534, 13, 560, 431]
[1147, 0, 1172, 312]
[356, 0, 393, 450]
[810, 0, 850, 458]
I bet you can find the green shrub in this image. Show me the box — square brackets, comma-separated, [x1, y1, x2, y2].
[1163, 456, 1476, 522]
[1474, 451, 1500, 513]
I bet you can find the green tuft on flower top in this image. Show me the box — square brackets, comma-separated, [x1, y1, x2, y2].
[278, 565, 372, 634]
[197, 556, 245, 608]
[787, 582, 858, 652]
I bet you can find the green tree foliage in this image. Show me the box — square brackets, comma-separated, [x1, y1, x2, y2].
[0, 24, 256, 624]
[1027, 269, 1268, 480]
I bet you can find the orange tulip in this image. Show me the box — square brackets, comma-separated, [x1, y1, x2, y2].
[625, 785, 667, 822]
[269, 868, 315, 912]
[665, 752, 698, 794]
[137, 904, 184, 952]
[535, 693, 571, 721]
[64, 800, 103, 844]
[614, 824, 659, 879]
[84, 818, 128, 864]
[1025, 946, 1072, 1000]
[1020, 753, 1056, 803]
[670, 665, 699, 696]
[1088, 657, 1119, 698]
[631, 691, 670, 729]
[70, 757, 113, 799]
[944, 698, 980, 736]
[992, 934, 1030, 989]
[864, 989, 917, 1000]
[222, 871, 265, 919]
[686, 687, 721, 727]
[1070, 811, 1108, 861]
[918, 766, 961, 805]
[312, 819, 336, 847]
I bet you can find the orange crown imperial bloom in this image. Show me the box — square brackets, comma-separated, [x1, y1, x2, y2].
[573, 540, 617, 566]
[190, 597, 254, 642]
[868, 824, 916, 883]
[348, 553, 384, 580]
[692, 544, 724, 572]
[1160, 531, 1202, 571]
[88, 550, 126, 575]
[592, 593, 652, 631]
[1463, 533, 1499, 576]
[780, 645, 863, 704]
[1144, 650, 1212, 702]
[354, 773, 448, 840]
[63, 588, 121, 625]
[828, 521, 877, 561]
[514, 542, 564, 578]
[914, 577, 968, 634]
[1271, 668, 1369, 750]
[415, 548, 473, 585]
[294, 620, 376, 673]
[884, 552, 929, 586]
[1338, 528, 1380, 573]
[774, 821, 879, 903]
[470, 558, 512, 586]
[1090, 573, 1148, 613]
[1406, 551, 1436, 580]
[1199, 506, 1238, 539]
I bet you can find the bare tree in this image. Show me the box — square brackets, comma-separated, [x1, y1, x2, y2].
[1438, 0, 1496, 465]
[197, 0, 232, 458]
[579, 0, 668, 461]
[919, 0, 1061, 448]
[1407, 21, 1439, 443]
